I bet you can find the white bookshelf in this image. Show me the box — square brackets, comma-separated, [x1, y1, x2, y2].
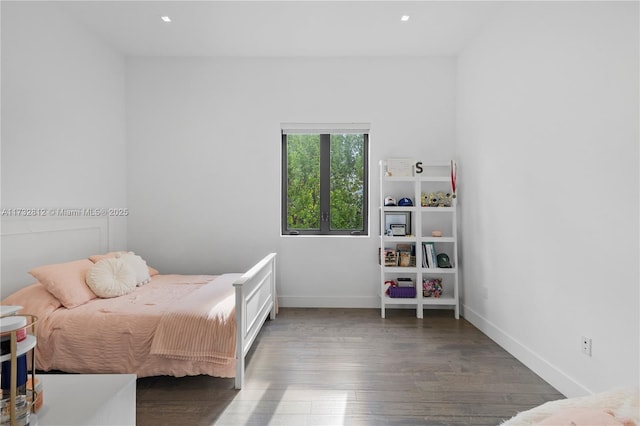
[379, 160, 460, 319]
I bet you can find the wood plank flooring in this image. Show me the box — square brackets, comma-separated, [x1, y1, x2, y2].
[136, 308, 564, 425]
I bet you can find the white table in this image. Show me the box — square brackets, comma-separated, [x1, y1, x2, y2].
[31, 374, 136, 425]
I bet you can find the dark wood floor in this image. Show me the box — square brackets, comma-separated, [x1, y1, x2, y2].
[136, 308, 564, 425]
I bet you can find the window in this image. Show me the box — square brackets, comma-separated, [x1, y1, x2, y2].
[281, 125, 369, 236]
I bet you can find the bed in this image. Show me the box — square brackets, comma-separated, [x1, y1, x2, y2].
[500, 387, 639, 425]
[0, 217, 276, 389]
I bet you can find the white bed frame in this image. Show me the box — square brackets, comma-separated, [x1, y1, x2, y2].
[233, 252, 277, 389]
[1, 216, 277, 389]
[1, 216, 110, 297]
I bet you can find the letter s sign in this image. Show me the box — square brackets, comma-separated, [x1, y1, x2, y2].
[415, 161, 423, 174]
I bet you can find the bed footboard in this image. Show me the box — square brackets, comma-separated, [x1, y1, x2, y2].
[233, 252, 277, 389]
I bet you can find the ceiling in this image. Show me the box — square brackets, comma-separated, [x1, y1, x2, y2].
[55, 1, 504, 57]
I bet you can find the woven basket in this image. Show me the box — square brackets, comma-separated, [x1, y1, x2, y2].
[389, 287, 416, 298]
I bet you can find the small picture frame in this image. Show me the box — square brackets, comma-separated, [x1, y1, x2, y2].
[385, 212, 411, 236]
[386, 158, 414, 177]
[380, 249, 398, 266]
[390, 224, 406, 236]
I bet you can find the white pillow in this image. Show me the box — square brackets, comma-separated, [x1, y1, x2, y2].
[117, 252, 151, 286]
[86, 258, 136, 298]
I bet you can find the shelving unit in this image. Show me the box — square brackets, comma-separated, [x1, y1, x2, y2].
[1, 308, 38, 426]
[379, 160, 459, 319]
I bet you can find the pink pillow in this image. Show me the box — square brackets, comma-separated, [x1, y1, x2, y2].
[535, 408, 632, 426]
[29, 259, 96, 309]
[148, 265, 159, 276]
[88, 251, 125, 263]
[1, 282, 63, 317]
[89, 252, 159, 276]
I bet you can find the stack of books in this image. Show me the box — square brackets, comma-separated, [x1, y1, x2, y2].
[422, 242, 437, 268]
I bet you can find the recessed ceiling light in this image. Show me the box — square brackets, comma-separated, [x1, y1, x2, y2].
[161, 16, 171, 23]
[401, 15, 410, 22]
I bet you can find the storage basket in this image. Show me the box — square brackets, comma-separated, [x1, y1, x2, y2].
[389, 287, 416, 298]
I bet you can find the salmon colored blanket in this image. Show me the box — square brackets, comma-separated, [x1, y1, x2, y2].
[149, 273, 239, 364]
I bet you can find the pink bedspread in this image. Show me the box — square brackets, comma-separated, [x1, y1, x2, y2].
[149, 274, 238, 363]
[24, 274, 242, 378]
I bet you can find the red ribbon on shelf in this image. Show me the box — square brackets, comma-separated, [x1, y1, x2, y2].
[450, 160, 457, 197]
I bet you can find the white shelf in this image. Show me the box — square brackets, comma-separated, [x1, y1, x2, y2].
[381, 206, 416, 212]
[379, 159, 459, 319]
[381, 236, 417, 243]
[381, 295, 457, 306]
[421, 237, 455, 243]
[381, 266, 416, 274]
[421, 206, 455, 212]
[383, 176, 416, 182]
[419, 176, 450, 182]
[382, 295, 418, 304]
[421, 268, 457, 274]
[0, 335, 37, 362]
[422, 296, 457, 305]
[0, 306, 22, 316]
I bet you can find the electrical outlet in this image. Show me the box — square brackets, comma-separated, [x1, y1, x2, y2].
[581, 336, 592, 356]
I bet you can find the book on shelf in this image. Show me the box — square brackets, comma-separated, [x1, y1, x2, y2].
[422, 242, 437, 269]
[429, 244, 437, 269]
[421, 243, 428, 268]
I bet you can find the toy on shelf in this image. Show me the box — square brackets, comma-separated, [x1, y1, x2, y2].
[423, 278, 443, 298]
[421, 192, 453, 207]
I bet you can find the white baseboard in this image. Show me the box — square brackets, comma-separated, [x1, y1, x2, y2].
[462, 304, 591, 398]
[278, 296, 458, 311]
[278, 296, 379, 309]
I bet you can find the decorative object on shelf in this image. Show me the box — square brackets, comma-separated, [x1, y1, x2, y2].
[439, 192, 453, 207]
[450, 160, 457, 198]
[398, 251, 412, 267]
[389, 286, 416, 298]
[380, 249, 398, 267]
[386, 158, 414, 177]
[397, 277, 414, 287]
[436, 253, 452, 268]
[390, 224, 406, 237]
[384, 212, 411, 237]
[423, 278, 443, 298]
[431, 230, 443, 237]
[384, 196, 397, 206]
[397, 197, 413, 206]
[384, 280, 397, 295]
[422, 192, 453, 207]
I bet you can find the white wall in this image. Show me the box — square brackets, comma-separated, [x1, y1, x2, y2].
[125, 57, 456, 306]
[457, 1, 639, 396]
[0, 1, 128, 252]
[7, 0, 637, 400]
